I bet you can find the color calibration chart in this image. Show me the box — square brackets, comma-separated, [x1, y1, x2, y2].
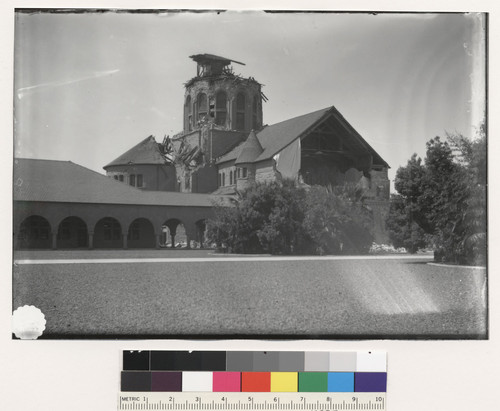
[119, 351, 387, 410]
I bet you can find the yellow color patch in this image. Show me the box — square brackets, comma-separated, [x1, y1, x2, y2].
[270, 372, 298, 392]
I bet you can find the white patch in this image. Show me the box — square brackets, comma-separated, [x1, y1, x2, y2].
[12, 305, 46, 340]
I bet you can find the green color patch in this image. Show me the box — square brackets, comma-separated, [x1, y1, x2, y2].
[298, 372, 328, 392]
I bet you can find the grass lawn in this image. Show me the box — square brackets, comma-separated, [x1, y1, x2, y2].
[12, 252, 487, 338]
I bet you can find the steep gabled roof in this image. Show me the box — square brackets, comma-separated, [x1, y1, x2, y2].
[103, 135, 166, 169]
[216, 105, 389, 167]
[235, 130, 263, 164]
[14, 158, 219, 207]
[216, 107, 330, 165]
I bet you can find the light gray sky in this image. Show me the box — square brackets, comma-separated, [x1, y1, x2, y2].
[14, 10, 486, 187]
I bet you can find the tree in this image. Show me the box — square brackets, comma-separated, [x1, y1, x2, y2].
[390, 132, 486, 265]
[386, 194, 428, 253]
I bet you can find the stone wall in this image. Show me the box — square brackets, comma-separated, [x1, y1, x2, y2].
[105, 164, 176, 192]
[184, 76, 263, 133]
[255, 159, 276, 184]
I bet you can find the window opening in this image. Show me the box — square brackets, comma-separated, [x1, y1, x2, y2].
[235, 92, 246, 130]
[197, 93, 208, 121]
[215, 91, 227, 126]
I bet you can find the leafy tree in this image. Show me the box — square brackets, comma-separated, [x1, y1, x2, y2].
[386, 194, 428, 253]
[391, 132, 486, 265]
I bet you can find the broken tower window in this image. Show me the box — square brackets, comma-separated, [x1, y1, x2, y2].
[235, 92, 246, 130]
[197, 93, 208, 121]
[252, 96, 259, 130]
[215, 91, 227, 126]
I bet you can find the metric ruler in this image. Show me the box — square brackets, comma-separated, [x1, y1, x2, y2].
[118, 392, 386, 410]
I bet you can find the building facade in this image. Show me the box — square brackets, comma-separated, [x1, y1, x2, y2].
[14, 53, 391, 249]
[106, 54, 390, 201]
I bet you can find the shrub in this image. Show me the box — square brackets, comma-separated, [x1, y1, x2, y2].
[207, 181, 374, 255]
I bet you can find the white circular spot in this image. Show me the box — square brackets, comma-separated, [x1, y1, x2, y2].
[12, 305, 46, 340]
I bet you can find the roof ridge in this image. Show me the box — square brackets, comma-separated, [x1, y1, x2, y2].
[261, 106, 332, 129]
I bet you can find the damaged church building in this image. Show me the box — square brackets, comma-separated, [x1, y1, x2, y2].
[14, 54, 390, 250]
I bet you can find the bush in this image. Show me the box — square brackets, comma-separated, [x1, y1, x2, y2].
[207, 180, 312, 255]
[304, 185, 373, 255]
[207, 181, 374, 255]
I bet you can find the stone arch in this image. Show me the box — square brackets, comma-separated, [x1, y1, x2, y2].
[162, 218, 187, 248]
[127, 218, 156, 249]
[93, 217, 123, 249]
[57, 216, 88, 249]
[18, 215, 52, 249]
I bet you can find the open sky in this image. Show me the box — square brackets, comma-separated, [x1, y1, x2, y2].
[14, 10, 485, 187]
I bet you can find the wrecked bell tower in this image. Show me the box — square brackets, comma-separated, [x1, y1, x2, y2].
[183, 54, 265, 133]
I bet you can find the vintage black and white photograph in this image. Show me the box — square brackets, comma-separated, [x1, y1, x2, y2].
[12, 9, 487, 339]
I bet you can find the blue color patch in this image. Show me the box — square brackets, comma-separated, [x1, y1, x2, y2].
[327, 372, 354, 392]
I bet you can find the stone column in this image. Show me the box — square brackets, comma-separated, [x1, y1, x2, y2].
[88, 232, 94, 249]
[156, 234, 161, 249]
[122, 234, 128, 249]
[51, 232, 57, 250]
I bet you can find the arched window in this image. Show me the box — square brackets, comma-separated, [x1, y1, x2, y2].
[185, 95, 192, 131]
[197, 93, 207, 121]
[252, 95, 259, 130]
[215, 91, 227, 126]
[235, 92, 246, 131]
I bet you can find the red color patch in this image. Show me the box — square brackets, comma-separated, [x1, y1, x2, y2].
[241, 372, 271, 392]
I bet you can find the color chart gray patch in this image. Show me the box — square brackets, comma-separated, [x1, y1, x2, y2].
[304, 352, 330, 371]
[253, 352, 280, 371]
[330, 352, 357, 372]
[278, 352, 305, 372]
[226, 351, 254, 371]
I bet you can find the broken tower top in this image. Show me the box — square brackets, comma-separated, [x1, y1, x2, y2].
[189, 53, 245, 77]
